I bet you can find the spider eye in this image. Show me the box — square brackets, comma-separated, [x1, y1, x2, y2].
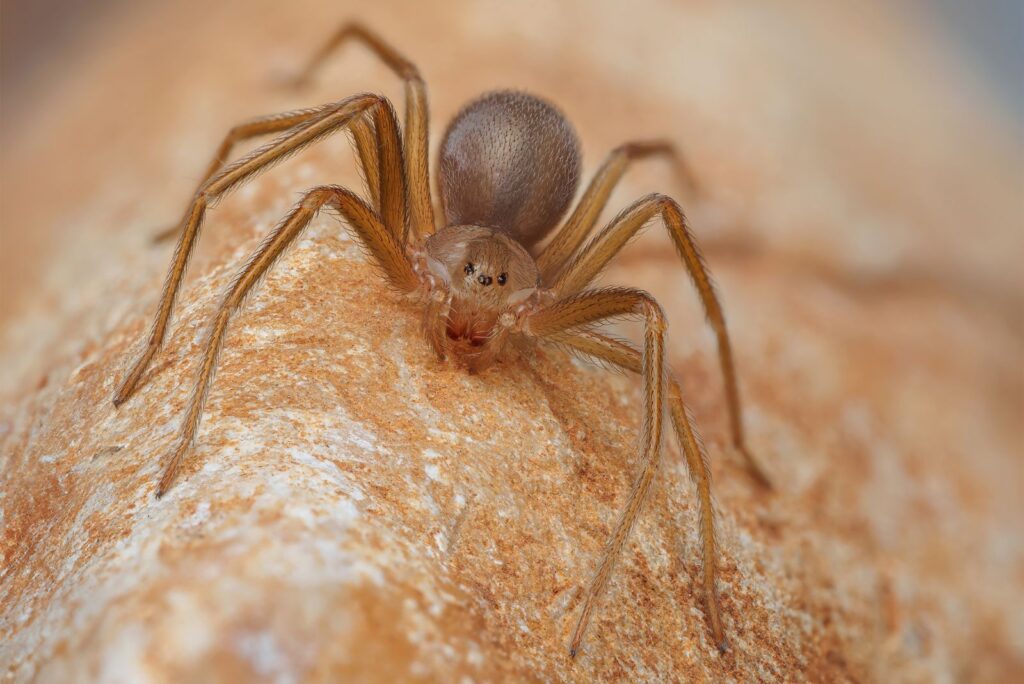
[497, 273, 508, 286]
[464, 262, 475, 275]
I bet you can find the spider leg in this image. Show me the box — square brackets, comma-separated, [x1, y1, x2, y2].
[152, 104, 391, 243]
[553, 193, 771, 489]
[290, 22, 435, 238]
[151, 104, 336, 242]
[536, 141, 697, 281]
[156, 185, 417, 498]
[422, 288, 452, 362]
[545, 329, 726, 653]
[349, 115, 381, 210]
[523, 287, 668, 657]
[114, 93, 405, 407]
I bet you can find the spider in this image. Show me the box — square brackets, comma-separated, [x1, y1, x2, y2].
[112, 23, 770, 658]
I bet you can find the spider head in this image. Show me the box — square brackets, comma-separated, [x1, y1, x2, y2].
[423, 225, 539, 310]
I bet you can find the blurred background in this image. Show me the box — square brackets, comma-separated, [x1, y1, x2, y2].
[1, 0, 1022, 680]
[2, 0, 1023, 326]
[1, 0, 1022, 326]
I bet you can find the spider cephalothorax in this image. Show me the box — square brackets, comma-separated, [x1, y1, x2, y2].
[419, 223, 540, 353]
[113, 23, 771, 659]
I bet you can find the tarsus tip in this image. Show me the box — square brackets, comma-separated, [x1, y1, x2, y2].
[568, 632, 583, 659]
[113, 384, 131, 408]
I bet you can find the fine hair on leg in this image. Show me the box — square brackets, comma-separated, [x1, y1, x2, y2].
[156, 185, 418, 497]
[553, 192, 771, 488]
[151, 103, 342, 243]
[545, 328, 726, 652]
[536, 140, 697, 280]
[114, 93, 404, 408]
[524, 287, 670, 657]
[290, 22, 435, 237]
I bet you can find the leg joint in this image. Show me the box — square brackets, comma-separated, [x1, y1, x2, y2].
[648, 192, 673, 210]
[363, 93, 390, 112]
[342, 23, 422, 82]
[300, 185, 340, 209]
[649, 192, 688, 222]
[637, 293, 668, 333]
[399, 66, 424, 84]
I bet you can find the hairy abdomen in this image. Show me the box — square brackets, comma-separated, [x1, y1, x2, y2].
[438, 90, 582, 249]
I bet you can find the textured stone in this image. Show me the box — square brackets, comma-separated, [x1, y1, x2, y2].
[2, 1, 1022, 682]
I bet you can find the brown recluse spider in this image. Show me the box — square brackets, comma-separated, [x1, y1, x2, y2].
[112, 22, 771, 658]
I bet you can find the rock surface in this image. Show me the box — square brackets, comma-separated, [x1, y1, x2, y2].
[2, 1, 1022, 682]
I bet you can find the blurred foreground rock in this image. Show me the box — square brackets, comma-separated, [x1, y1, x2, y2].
[2, 0, 1022, 682]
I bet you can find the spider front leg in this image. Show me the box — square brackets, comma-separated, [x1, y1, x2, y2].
[419, 278, 452, 362]
[523, 287, 669, 657]
[156, 185, 417, 497]
[290, 22, 435, 238]
[114, 93, 405, 407]
[554, 193, 772, 488]
[546, 329, 726, 653]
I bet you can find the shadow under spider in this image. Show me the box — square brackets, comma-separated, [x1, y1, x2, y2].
[522, 353, 639, 506]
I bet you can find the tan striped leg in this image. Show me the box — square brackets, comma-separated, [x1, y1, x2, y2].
[151, 104, 344, 243]
[290, 22, 435, 238]
[156, 185, 417, 497]
[536, 141, 697, 280]
[546, 329, 726, 653]
[554, 193, 771, 488]
[114, 93, 405, 407]
[524, 287, 670, 657]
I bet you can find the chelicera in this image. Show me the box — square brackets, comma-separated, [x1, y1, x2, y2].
[112, 23, 771, 658]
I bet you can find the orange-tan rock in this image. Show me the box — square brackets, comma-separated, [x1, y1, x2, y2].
[2, 1, 1022, 681]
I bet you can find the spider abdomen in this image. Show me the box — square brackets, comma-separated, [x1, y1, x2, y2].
[439, 90, 582, 249]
